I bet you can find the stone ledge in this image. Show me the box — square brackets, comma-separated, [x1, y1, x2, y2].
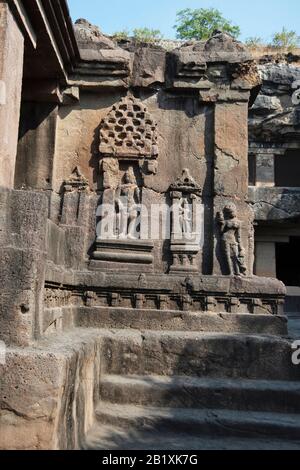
[45, 262, 286, 296]
[74, 307, 288, 335]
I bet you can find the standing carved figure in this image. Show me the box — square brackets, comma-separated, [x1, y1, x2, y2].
[179, 198, 193, 237]
[217, 203, 247, 276]
[115, 168, 141, 240]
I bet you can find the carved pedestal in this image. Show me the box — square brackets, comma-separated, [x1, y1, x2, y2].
[170, 241, 200, 273]
[93, 239, 154, 265]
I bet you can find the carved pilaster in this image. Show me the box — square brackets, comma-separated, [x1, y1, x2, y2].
[159, 295, 169, 311]
[61, 166, 89, 226]
[206, 296, 218, 312]
[135, 294, 145, 309]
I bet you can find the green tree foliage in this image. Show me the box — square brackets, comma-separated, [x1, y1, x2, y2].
[112, 29, 130, 41]
[245, 36, 264, 48]
[272, 27, 300, 51]
[112, 27, 163, 44]
[174, 8, 241, 40]
[132, 28, 163, 43]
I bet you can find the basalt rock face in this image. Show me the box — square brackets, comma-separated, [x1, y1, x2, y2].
[248, 53, 300, 224]
[73, 19, 131, 77]
[74, 18, 118, 50]
[249, 186, 300, 221]
[249, 57, 300, 143]
[1, 18, 297, 451]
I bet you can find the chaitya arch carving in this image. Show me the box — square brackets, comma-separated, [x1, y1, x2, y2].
[99, 94, 158, 166]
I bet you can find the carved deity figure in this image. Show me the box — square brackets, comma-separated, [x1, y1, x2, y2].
[217, 203, 247, 276]
[179, 198, 193, 236]
[115, 168, 141, 240]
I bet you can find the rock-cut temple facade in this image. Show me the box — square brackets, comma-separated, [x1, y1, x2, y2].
[0, 0, 300, 450]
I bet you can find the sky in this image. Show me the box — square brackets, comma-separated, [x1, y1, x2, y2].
[68, 0, 300, 42]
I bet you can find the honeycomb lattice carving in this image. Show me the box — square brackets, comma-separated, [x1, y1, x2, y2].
[100, 95, 158, 158]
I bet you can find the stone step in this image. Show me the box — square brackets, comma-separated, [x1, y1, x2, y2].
[74, 307, 288, 336]
[94, 403, 300, 441]
[84, 424, 300, 450]
[101, 331, 300, 380]
[99, 375, 300, 414]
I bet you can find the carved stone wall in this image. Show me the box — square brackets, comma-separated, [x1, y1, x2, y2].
[52, 32, 260, 278]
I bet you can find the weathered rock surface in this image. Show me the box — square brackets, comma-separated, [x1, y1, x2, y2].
[249, 53, 300, 228]
[177, 30, 252, 64]
[74, 19, 117, 50]
[0, 329, 103, 450]
[249, 60, 300, 142]
[249, 187, 300, 221]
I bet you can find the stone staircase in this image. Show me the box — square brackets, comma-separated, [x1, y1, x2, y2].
[82, 327, 300, 450]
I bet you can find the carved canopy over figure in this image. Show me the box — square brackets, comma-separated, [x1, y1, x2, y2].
[217, 203, 247, 276]
[115, 167, 141, 240]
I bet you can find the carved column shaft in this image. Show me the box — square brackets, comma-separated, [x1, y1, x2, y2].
[213, 100, 254, 276]
[0, 3, 24, 188]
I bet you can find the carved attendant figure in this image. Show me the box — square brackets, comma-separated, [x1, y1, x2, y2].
[179, 198, 193, 237]
[115, 168, 141, 240]
[217, 203, 247, 276]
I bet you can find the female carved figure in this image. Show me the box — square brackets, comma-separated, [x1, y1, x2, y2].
[217, 203, 247, 276]
[115, 168, 141, 240]
[179, 198, 193, 237]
